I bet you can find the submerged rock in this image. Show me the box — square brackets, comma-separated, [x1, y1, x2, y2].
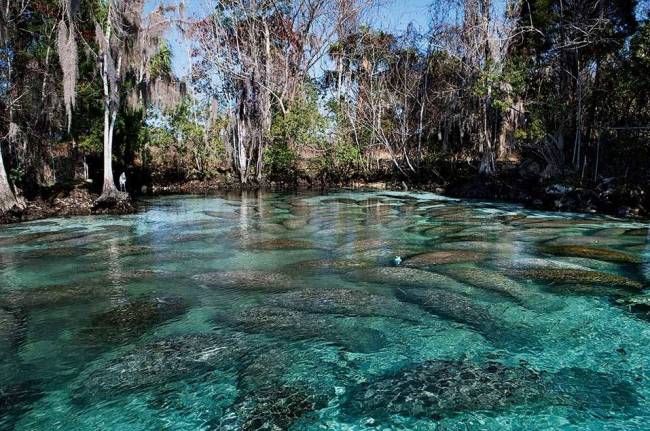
[193, 270, 298, 291]
[75, 333, 249, 399]
[265, 288, 424, 322]
[216, 306, 387, 353]
[218, 385, 328, 431]
[510, 268, 643, 290]
[616, 294, 650, 320]
[539, 244, 641, 264]
[403, 250, 486, 268]
[346, 360, 637, 420]
[87, 297, 188, 342]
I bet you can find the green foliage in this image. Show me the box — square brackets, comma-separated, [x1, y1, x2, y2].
[149, 41, 173, 80]
[266, 84, 328, 180]
[264, 142, 298, 180]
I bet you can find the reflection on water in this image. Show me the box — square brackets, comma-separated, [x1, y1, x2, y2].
[1, 190, 649, 430]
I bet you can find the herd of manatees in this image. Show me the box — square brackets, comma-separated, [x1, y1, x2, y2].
[0, 192, 649, 429]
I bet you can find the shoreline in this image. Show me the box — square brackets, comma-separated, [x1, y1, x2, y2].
[1, 176, 648, 226]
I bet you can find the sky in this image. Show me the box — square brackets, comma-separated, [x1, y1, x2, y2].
[146, 0, 434, 79]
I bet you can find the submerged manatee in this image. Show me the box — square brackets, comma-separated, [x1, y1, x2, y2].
[287, 258, 374, 273]
[509, 268, 643, 291]
[218, 385, 329, 431]
[86, 297, 189, 342]
[0, 307, 26, 356]
[264, 288, 426, 323]
[403, 250, 487, 268]
[0, 381, 44, 429]
[346, 267, 469, 292]
[540, 244, 642, 264]
[215, 306, 387, 353]
[193, 270, 298, 291]
[346, 360, 544, 419]
[74, 333, 250, 399]
[435, 266, 561, 311]
[248, 238, 321, 251]
[346, 359, 637, 420]
[395, 288, 533, 347]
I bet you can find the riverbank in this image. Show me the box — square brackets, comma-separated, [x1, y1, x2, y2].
[0, 188, 137, 225]
[1, 173, 647, 225]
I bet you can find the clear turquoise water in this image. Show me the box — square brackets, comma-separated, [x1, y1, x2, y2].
[1, 191, 649, 430]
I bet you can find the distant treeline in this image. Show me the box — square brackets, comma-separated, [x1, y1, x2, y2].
[1, 0, 649, 212]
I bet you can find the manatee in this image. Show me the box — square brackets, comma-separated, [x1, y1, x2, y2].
[248, 239, 320, 251]
[202, 210, 240, 220]
[345, 360, 545, 419]
[422, 225, 466, 237]
[282, 218, 307, 230]
[345, 360, 637, 420]
[395, 288, 532, 347]
[403, 250, 486, 268]
[0, 381, 44, 429]
[0, 307, 26, 356]
[86, 297, 189, 343]
[539, 245, 641, 264]
[346, 267, 470, 292]
[217, 385, 329, 431]
[287, 258, 374, 273]
[193, 270, 298, 291]
[624, 228, 649, 237]
[493, 257, 589, 271]
[215, 306, 387, 353]
[435, 240, 515, 253]
[74, 333, 250, 399]
[264, 288, 426, 323]
[509, 268, 643, 290]
[544, 236, 643, 248]
[435, 266, 561, 311]
[0, 284, 95, 310]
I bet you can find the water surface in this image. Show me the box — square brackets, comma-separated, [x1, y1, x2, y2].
[1, 191, 649, 430]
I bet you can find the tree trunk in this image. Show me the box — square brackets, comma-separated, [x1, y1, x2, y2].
[0, 145, 19, 213]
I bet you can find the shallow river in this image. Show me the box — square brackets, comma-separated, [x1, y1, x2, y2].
[1, 191, 649, 430]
